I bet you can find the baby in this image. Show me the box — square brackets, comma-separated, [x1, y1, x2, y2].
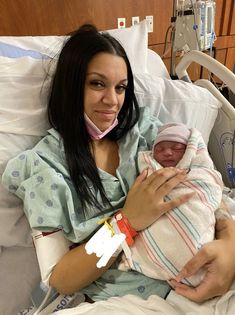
[153, 123, 190, 168]
[118, 122, 224, 286]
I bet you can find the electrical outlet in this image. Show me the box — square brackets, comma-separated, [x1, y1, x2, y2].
[117, 18, 126, 29]
[146, 15, 153, 32]
[132, 16, 140, 26]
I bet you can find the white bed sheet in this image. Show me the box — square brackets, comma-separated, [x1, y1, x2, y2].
[37, 282, 235, 315]
[0, 246, 40, 315]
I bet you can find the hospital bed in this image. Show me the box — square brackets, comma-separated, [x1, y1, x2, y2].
[0, 20, 235, 315]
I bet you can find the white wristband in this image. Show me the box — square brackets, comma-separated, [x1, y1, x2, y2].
[85, 218, 125, 268]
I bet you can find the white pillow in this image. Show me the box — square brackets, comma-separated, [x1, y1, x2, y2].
[0, 133, 41, 247]
[0, 56, 51, 136]
[146, 49, 170, 79]
[107, 20, 148, 73]
[0, 20, 148, 74]
[134, 73, 222, 144]
[0, 20, 148, 137]
[0, 246, 40, 314]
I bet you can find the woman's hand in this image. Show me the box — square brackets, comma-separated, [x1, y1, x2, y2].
[169, 219, 235, 302]
[122, 167, 194, 231]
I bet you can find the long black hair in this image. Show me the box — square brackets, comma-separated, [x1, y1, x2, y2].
[48, 24, 140, 212]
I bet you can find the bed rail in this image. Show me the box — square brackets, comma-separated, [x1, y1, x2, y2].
[175, 50, 235, 94]
[176, 50, 235, 188]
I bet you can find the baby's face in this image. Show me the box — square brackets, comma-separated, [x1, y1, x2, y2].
[153, 141, 186, 167]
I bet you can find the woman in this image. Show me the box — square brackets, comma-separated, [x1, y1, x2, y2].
[2, 24, 235, 308]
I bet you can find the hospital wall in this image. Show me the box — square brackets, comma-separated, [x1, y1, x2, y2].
[0, 0, 234, 81]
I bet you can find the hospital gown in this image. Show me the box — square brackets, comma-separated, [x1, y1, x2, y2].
[2, 107, 170, 301]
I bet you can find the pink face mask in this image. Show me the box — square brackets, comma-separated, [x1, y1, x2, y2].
[84, 114, 118, 140]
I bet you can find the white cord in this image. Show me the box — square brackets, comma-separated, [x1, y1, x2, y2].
[33, 286, 53, 315]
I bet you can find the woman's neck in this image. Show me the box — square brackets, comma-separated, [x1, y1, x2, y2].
[91, 138, 119, 176]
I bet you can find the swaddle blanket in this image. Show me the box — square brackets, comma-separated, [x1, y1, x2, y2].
[119, 128, 224, 286]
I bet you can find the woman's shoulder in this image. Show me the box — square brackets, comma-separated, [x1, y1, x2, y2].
[138, 107, 160, 129]
[33, 128, 62, 151]
[3, 128, 65, 177]
[137, 107, 161, 146]
[2, 128, 68, 194]
[20, 128, 64, 163]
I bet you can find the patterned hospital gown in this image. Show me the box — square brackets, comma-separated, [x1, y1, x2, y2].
[2, 107, 170, 301]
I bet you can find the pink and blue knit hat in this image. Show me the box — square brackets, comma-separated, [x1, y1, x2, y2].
[154, 122, 191, 148]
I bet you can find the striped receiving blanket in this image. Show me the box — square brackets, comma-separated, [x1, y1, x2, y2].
[118, 128, 224, 286]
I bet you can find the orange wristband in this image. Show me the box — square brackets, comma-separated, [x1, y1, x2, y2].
[115, 211, 138, 246]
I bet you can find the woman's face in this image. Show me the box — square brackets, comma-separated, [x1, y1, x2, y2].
[84, 52, 128, 131]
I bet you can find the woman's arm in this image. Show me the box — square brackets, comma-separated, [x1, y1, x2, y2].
[170, 218, 235, 302]
[50, 167, 194, 294]
[49, 242, 117, 294]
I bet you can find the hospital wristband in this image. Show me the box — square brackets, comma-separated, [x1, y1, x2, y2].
[114, 211, 138, 246]
[102, 219, 122, 257]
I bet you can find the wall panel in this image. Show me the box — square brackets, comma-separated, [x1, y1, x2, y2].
[228, 1, 235, 35]
[226, 48, 235, 70]
[0, 0, 173, 37]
